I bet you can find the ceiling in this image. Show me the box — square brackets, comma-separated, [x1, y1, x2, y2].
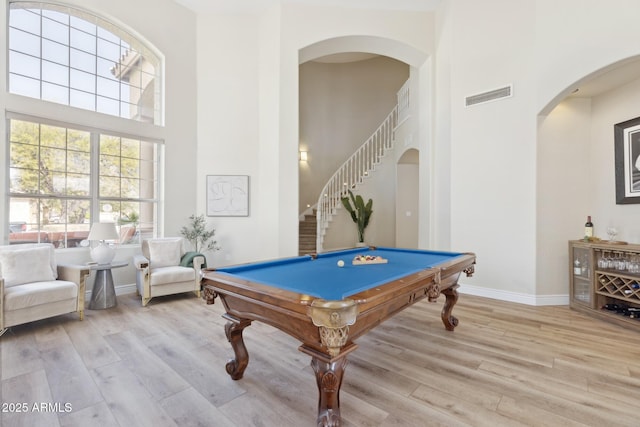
[173, 0, 442, 14]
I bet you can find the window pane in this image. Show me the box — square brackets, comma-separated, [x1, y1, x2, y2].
[100, 154, 120, 177]
[9, 28, 41, 57]
[70, 15, 96, 35]
[10, 169, 39, 194]
[41, 125, 67, 148]
[10, 120, 40, 144]
[42, 8, 69, 25]
[122, 178, 140, 198]
[97, 57, 118, 80]
[42, 60, 69, 86]
[70, 48, 96, 73]
[70, 27, 96, 54]
[122, 139, 140, 158]
[41, 147, 66, 172]
[67, 151, 90, 173]
[100, 136, 120, 155]
[100, 176, 120, 198]
[67, 129, 91, 151]
[10, 143, 38, 168]
[10, 51, 40, 79]
[67, 173, 90, 195]
[97, 77, 119, 98]
[42, 82, 69, 104]
[70, 89, 95, 110]
[121, 157, 139, 179]
[10, 8, 41, 36]
[9, 196, 40, 231]
[9, 73, 41, 98]
[50, 172, 67, 194]
[97, 38, 120, 61]
[43, 17, 69, 44]
[70, 68, 95, 92]
[42, 39, 69, 66]
[97, 96, 120, 116]
[67, 199, 90, 225]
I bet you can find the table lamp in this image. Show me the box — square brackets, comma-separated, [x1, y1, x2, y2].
[88, 222, 119, 265]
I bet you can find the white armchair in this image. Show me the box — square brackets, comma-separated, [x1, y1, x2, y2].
[0, 243, 89, 336]
[133, 238, 205, 306]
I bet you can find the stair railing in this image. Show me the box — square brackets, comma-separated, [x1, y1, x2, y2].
[315, 106, 398, 252]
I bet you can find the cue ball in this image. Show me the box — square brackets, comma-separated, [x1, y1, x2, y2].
[337, 260, 345, 267]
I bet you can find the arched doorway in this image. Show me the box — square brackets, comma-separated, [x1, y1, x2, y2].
[297, 36, 431, 251]
[396, 148, 420, 248]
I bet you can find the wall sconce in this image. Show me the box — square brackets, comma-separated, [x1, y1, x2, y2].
[299, 150, 308, 162]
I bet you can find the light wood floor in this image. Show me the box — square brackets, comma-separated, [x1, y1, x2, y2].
[2, 291, 640, 427]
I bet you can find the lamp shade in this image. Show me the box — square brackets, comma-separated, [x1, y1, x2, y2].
[88, 222, 118, 265]
[88, 222, 119, 241]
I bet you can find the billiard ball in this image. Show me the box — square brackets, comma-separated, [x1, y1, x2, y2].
[337, 260, 345, 267]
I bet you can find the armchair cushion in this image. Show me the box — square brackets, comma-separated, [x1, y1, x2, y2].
[0, 245, 56, 287]
[145, 239, 182, 268]
[149, 266, 196, 286]
[4, 280, 77, 311]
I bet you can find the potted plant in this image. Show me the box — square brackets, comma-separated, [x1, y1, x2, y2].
[340, 190, 373, 245]
[180, 214, 221, 253]
[118, 211, 139, 244]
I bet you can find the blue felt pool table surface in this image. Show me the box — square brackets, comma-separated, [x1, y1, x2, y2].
[215, 247, 465, 301]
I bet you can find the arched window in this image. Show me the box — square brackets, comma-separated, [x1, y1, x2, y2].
[9, 1, 162, 124]
[6, 2, 163, 246]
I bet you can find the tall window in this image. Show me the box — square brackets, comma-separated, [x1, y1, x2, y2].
[8, 116, 160, 247]
[7, 2, 164, 246]
[8, 1, 161, 124]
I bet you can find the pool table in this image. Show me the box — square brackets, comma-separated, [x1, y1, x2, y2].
[202, 246, 476, 426]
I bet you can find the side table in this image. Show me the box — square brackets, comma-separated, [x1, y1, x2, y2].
[88, 261, 128, 310]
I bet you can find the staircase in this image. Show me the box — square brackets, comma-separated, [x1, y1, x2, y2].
[298, 211, 317, 255]
[314, 105, 399, 252]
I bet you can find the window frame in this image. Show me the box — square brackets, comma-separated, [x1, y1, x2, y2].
[7, 0, 164, 125]
[6, 113, 164, 248]
[4, 1, 166, 247]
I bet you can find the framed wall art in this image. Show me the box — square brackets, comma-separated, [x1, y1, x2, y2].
[206, 175, 249, 216]
[614, 116, 640, 204]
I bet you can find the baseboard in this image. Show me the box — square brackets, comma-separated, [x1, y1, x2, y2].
[459, 283, 569, 306]
[85, 283, 137, 299]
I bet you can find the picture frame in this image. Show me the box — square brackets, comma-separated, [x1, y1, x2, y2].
[614, 117, 640, 204]
[206, 175, 249, 216]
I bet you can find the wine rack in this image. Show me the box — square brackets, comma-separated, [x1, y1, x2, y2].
[569, 240, 640, 328]
[596, 272, 640, 302]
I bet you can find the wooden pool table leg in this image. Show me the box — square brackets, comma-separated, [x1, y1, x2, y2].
[441, 283, 460, 331]
[310, 355, 348, 427]
[223, 313, 252, 380]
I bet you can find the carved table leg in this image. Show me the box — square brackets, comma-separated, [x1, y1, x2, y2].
[310, 355, 348, 427]
[223, 314, 252, 380]
[441, 283, 459, 331]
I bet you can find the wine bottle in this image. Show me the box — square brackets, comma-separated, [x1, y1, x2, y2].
[584, 216, 594, 238]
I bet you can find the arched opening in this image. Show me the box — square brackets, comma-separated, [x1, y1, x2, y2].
[297, 36, 430, 252]
[537, 57, 640, 297]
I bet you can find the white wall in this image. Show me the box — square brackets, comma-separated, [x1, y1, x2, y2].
[537, 98, 592, 299]
[0, 0, 198, 288]
[447, 0, 538, 298]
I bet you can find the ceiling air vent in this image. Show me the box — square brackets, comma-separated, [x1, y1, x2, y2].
[465, 85, 513, 107]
